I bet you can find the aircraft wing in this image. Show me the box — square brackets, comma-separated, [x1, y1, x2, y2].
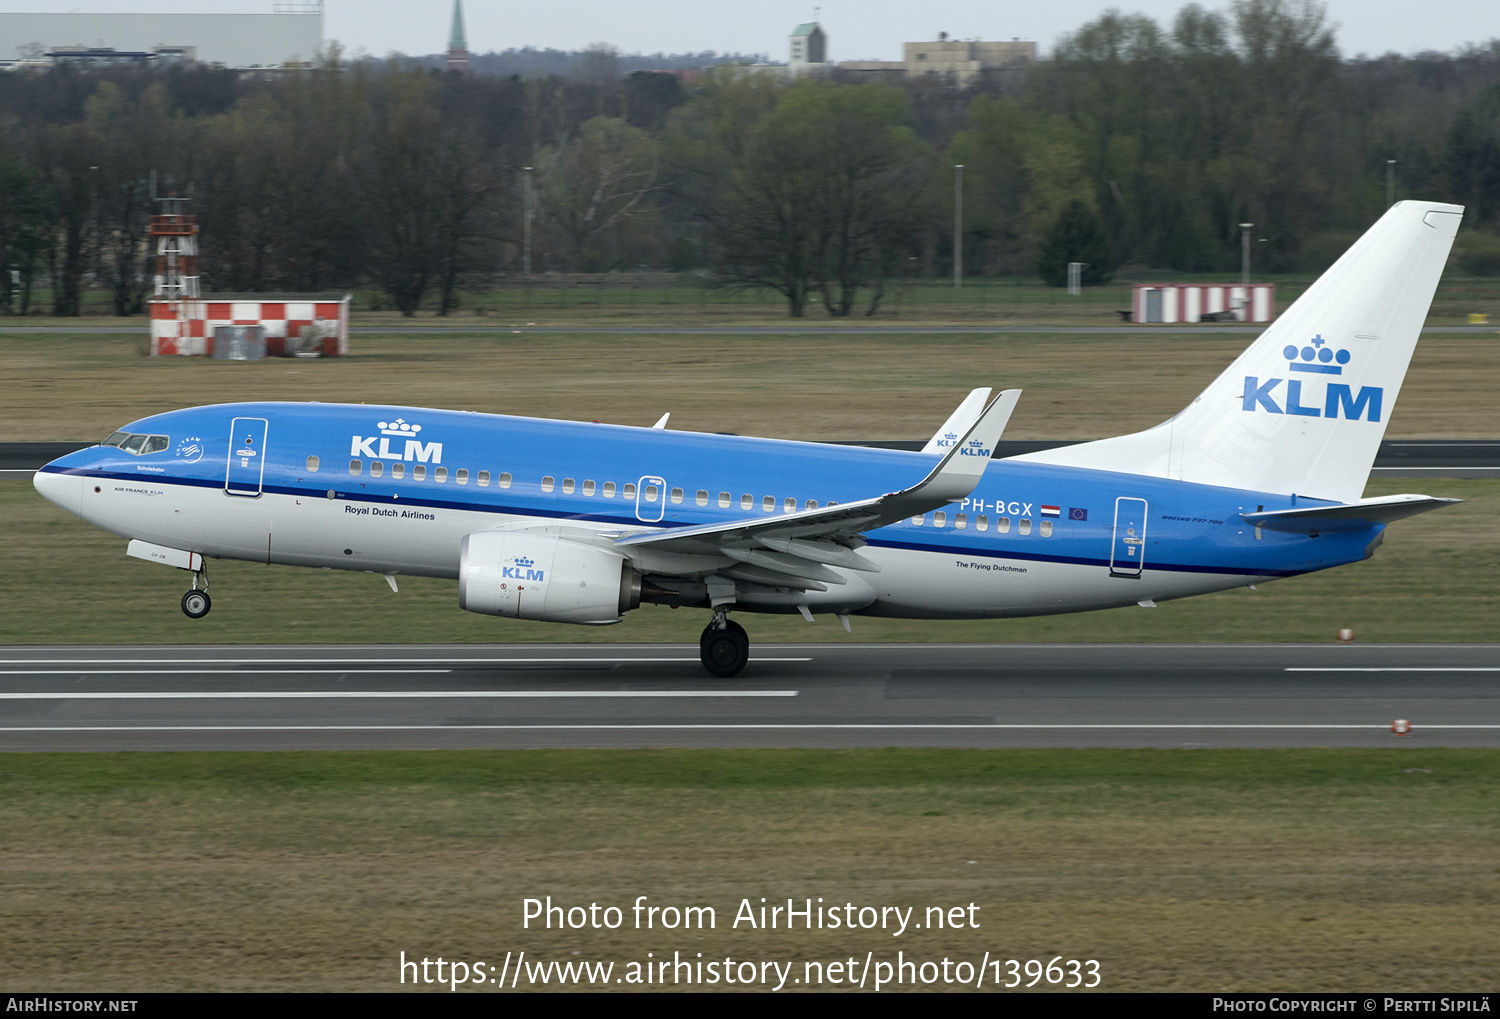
[1240, 494, 1462, 535]
[614, 390, 1020, 583]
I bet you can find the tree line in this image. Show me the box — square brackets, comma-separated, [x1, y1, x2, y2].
[1, 0, 1498, 318]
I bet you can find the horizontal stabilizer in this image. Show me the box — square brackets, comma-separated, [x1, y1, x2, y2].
[1242, 494, 1462, 534]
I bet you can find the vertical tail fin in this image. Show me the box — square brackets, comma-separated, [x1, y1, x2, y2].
[1016, 201, 1463, 502]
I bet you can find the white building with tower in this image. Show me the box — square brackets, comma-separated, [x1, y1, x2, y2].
[787, 22, 827, 78]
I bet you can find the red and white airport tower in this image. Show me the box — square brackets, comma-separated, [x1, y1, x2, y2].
[148, 194, 350, 357]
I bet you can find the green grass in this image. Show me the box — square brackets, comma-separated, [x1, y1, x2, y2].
[4, 477, 1497, 646]
[2, 748, 1496, 991]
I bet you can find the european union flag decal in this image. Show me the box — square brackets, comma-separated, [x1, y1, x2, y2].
[1069, 507, 1088, 521]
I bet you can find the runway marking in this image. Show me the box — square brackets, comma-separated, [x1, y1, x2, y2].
[2, 723, 1496, 732]
[1285, 667, 1500, 672]
[0, 690, 799, 700]
[0, 657, 813, 666]
[0, 670, 455, 676]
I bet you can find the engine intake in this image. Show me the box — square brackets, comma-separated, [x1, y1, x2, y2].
[459, 531, 639, 624]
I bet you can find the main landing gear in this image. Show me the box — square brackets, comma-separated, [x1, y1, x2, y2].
[181, 565, 211, 619]
[699, 610, 749, 678]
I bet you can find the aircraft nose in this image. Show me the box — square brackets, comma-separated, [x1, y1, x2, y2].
[33, 467, 84, 518]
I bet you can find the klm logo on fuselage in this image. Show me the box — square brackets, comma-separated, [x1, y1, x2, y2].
[1241, 334, 1383, 422]
[350, 417, 442, 463]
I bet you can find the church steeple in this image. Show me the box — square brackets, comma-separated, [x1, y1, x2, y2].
[446, 0, 469, 73]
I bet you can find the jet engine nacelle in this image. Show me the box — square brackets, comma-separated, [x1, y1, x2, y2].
[459, 531, 640, 624]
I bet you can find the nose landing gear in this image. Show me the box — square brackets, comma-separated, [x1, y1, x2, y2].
[181, 564, 211, 619]
[699, 610, 749, 678]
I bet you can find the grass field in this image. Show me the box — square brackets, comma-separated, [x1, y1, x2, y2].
[2, 748, 1496, 991]
[4, 329, 1499, 443]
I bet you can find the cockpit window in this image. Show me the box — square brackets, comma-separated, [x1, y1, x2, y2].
[102, 432, 169, 455]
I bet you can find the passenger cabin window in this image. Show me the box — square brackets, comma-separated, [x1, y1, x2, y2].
[561, 477, 574, 494]
[414, 465, 426, 481]
[911, 515, 924, 526]
[719, 492, 730, 508]
[955, 513, 967, 529]
[541, 476, 555, 492]
[349, 460, 362, 476]
[997, 517, 1011, 533]
[1019, 519, 1032, 535]
[498, 472, 511, 489]
[370, 462, 384, 478]
[933, 511, 946, 527]
[478, 471, 491, 487]
[784, 498, 796, 513]
[806, 500, 818, 510]
[457, 469, 470, 486]
[741, 494, 752, 510]
[306, 456, 320, 472]
[623, 483, 636, 500]
[643, 484, 659, 503]
[1041, 520, 1053, 537]
[977, 515, 989, 531]
[762, 495, 775, 512]
[435, 467, 448, 483]
[603, 482, 616, 498]
[697, 490, 709, 506]
[391, 463, 404, 479]
[583, 480, 596, 496]
[671, 488, 684, 504]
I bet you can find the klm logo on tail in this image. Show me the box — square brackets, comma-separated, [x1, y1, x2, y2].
[1241, 335, 1383, 422]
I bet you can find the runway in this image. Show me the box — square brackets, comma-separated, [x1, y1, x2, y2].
[1, 643, 1496, 751]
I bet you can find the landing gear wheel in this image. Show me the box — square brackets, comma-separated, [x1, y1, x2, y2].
[700, 619, 747, 654]
[700, 628, 749, 678]
[181, 590, 211, 619]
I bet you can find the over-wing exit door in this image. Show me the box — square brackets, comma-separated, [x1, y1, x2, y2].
[1110, 497, 1148, 577]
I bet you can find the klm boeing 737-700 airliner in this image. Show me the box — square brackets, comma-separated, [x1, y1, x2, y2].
[33, 201, 1467, 676]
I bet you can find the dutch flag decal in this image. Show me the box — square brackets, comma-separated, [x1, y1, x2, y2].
[1041, 505, 1061, 518]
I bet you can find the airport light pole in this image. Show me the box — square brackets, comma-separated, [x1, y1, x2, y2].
[522, 166, 534, 277]
[953, 164, 963, 289]
[1240, 222, 1253, 288]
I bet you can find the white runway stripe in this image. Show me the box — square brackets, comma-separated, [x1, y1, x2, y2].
[0, 689, 799, 700]
[0, 657, 812, 665]
[2, 723, 1496, 731]
[1286, 667, 1500, 672]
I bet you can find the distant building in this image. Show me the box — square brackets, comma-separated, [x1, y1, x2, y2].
[0, 5, 322, 69]
[446, 0, 469, 74]
[842, 32, 1035, 87]
[787, 22, 827, 78]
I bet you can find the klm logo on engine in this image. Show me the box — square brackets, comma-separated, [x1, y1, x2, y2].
[503, 556, 545, 581]
[1241, 335, 1383, 422]
[349, 417, 443, 463]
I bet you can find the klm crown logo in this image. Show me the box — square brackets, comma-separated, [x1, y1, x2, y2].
[1284, 334, 1352, 375]
[379, 418, 423, 437]
[1242, 333, 1382, 423]
[514, 556, 535, 568]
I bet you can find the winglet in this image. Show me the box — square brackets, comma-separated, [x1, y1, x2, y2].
[921, 388, 992, 455]
[895, 389, 1019, 507]
[652, 413, 670, 429]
